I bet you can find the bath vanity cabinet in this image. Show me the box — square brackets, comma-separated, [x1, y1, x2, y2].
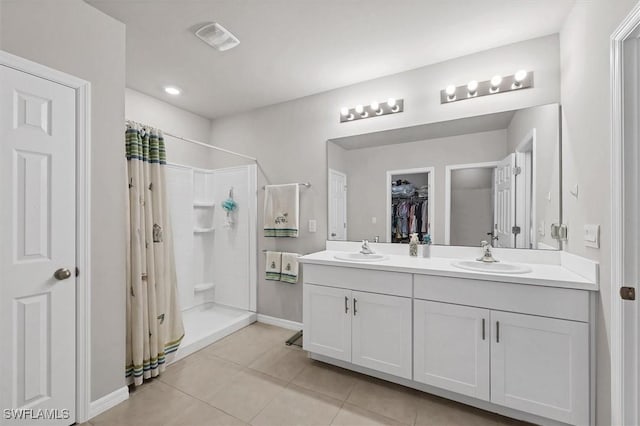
[303, 268, 412, 378]
[301, 259, 597, 426]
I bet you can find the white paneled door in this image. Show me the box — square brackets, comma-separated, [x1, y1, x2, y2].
[494, 153, 516, 248]
[351, 291, 412, 379]
[328, 169, 347, 241]
[0, 65, 76, 424]
[490, 311, 589, 425]
[303, 284, 351, 361]
[413, 300, 490, 400]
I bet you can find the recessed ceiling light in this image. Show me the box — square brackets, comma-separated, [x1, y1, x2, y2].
[164, 86, 181, 95]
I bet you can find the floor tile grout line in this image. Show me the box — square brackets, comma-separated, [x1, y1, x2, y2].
[157, 375, 251, 425]
[328, 400, 347, 425]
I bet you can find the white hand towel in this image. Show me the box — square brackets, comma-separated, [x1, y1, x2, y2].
[264, 184, 299, 237]
[280, 252, 300, 284]
[265, 251, 282, 281]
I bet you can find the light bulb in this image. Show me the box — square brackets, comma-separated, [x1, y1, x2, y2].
[490, 75, 502, 88]
[467, 80, 478, 95]
[514, 69, 527, 83]
[387, 98, 396, 108]
[340, 107, 349, 116]
[355, 104, 364, 114]
[164, 86, 181, 95]
[445, 85, 456, 96]
[370, 101, 379, 111]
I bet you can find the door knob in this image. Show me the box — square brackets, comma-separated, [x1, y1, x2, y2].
[54, 268, 72, 280]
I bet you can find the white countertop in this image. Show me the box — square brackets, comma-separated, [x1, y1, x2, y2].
[299, 250, 599, 291]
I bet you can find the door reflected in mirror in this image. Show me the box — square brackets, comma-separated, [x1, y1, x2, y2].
[327, 103, 561, 250]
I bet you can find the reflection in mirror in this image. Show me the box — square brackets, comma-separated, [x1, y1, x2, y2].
[327, 103, 561, 250]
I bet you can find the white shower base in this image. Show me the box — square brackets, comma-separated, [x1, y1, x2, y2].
[172, 303, 256, 362]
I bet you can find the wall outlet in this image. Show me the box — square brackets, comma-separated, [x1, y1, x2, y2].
[584, 224, 600, 248]
[308, 219, 317, 233]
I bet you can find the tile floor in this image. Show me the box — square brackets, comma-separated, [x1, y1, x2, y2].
[88, 323, 529, 426]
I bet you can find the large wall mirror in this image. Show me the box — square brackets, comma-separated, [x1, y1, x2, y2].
[327, 103, 561, 250]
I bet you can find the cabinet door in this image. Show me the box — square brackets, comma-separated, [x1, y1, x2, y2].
[490, 311, 589, 425]
[351, 291, 412, 379]
[413, 300, 490, 400]
[303, 284, 351, 361]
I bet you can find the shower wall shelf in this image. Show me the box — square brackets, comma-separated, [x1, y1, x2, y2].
[194, 282, 215, 293]
[194, 201, 215, 207]
[193, 227, 215, 234]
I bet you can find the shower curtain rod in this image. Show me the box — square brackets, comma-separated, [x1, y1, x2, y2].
[261, 182, 311, 190]
[126, 119, 258, 162]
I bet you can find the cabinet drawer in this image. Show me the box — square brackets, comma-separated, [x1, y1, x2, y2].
[414, 274, 589, 322]
[304, 264, 412, 297]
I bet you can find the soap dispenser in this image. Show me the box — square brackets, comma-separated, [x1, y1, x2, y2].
[409, 233, 419, 257]
[422, 234, 432, 258]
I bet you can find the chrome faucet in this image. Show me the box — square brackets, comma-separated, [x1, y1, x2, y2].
[477, 240, 499, 263]
[360, 240, 375, 255]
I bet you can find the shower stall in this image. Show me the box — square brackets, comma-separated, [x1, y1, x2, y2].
[165, 160, 257, 360]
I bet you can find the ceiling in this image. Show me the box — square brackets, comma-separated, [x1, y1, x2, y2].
[330, 110, 515, 150]
[88, 0, 575, 119]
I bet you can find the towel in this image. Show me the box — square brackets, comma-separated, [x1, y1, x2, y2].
[264, 184, 299, 237]
[265, 251, 282, 281]
[280, 252, 300, 284]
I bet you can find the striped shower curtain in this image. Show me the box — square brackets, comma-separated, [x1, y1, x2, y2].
[125, 122, 184, 386]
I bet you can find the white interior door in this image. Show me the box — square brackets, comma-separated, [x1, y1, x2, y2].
[328, 169, 347, 241]
[413, 300, 490, 400]
[303, 284, 351, 362]
[0, 65, 77, 424]
[351, 291, 412, 379]
[490, 311, 589, 425]
[494, 153, 516, 248]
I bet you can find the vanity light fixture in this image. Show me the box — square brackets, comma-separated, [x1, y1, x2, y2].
[371, 101, 382, 115]
[339, 98, 404, 123]
[164, 86, 181, 95]
[445, 85, 457, 101]
[340, 106, 354, 121]
[490, 75, 502, 92]
[467, 80, 478, 97]
[387, 98, 400, 112]
[513, 69, 528, 88]
[440, 70, 533, 104]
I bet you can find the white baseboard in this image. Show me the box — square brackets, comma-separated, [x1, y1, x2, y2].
[88, 386, 129, 420]
[257, 314, 303, 330]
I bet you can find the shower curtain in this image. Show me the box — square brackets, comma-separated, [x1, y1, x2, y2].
[125, 122, 184, 386]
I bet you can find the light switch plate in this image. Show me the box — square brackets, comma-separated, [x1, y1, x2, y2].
[584, 224, 600, 248]
[371, 217, 377, 224]
[308, 219, 317, 233]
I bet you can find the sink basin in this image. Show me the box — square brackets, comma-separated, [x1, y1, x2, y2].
[452, 260, 532, 274]
[334, 253, 389, 262]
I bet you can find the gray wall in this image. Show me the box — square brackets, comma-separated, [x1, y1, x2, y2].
[209, 35, 561, 322]
[0, 0, 126, 401]
[559, 1, 638, 423]
[342, 129, 507, 243]
[506, 104, 561, 249]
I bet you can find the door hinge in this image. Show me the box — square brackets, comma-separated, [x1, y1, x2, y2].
[513, 166, 522, 176]
[621, 286, 636, 301]
[512, 226, 521, 235]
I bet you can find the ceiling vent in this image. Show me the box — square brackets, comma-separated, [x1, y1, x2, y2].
[194, 22, 240, 52]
